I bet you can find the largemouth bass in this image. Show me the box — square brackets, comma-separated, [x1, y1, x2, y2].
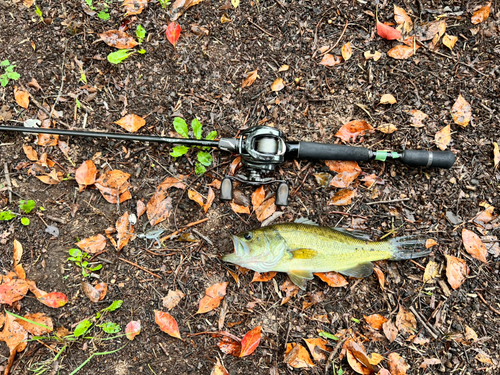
[223, 222, 431, 290]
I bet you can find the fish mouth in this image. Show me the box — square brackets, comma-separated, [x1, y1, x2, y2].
[222, 235, 248, 264]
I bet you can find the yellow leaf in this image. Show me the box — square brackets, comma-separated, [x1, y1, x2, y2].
[377, 123, 397, 134]
[423, 261, 439, 283]
[380, 94, 396, 104]
[442, 34, 458, 50]
[231, 0, 239, 8]
[364, 51, 382, 61]
[278, 65, 289, 72]
[494, 142, 499, 168]
[271, 78, 284, 92]
[435, 124, 451, 150]
[221, 13, 231, 23]
[341, 42, 352, 61]
[368, 353, 384, 366]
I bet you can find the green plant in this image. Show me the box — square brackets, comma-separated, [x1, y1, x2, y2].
[107, 49, 135, 64]
[97, 10, 110, 20]
[170, 117, 217, 175]
[158, 0, 171, 10]
[136, 25, 146, 43]
[67, 248, 103, 277]
[20, 199, 35, 213]
[85, 0, 95, 10]
[35, 5, 44, 22]
[0, 60, 20, 87]
[0, 199, 36, 225]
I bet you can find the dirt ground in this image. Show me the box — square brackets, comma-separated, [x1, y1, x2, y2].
[1, 0, 500, 374]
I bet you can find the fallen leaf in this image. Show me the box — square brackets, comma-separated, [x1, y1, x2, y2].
[451, 94, 471, 127]
[345, 339, 373, 374]
[471, 4, 491, 24]
[314, 172, 332, 187]
[280, 279, 299, 305]
[251, 272, 277, 283]
[420, 358, 442, 369]
[229, 156, 242, 175]
[445, 255, 469, 289]
[284, 343, 315, 368]
[204, 187, 215, 214]
[221, 13, 231, 23]
[147, 176, 186, 226]
[14, 265, 26, 280]
[387, 45, 416, 60]
[364, 51, 382, 61]
[230, 202, 251, 215]
[394, 5, 412, 33]
[464, 325, 478, 342]
[114, 114, 146, 132]
[475, 351, 493, 365]
[76, 234, 107, 254]
[16, 313, 52, 335]
[378, 369, 391, 375]
[303, 338, 332, 362]
[95, 282, 107, 300]
[426, 239, 438, 248]
[95, 170, 132, 204]
[341, 42, 352, 61]
[168, 0, 204, 21]
[14, 87, 29, 109]
[0, 313, 28, 353]
[326, 160, 361, 188]
[210, 358, 230, 375]
[99, 30, 138, 49]
[377, 21, 402, 40]
[329, 189, 356, 206]
[377, 123, 397, 134]
[22, 145, 37, 161]
[360, 174, 384, 188]
[396, 306, 416, 336]
[382, 320, 398, 342]
[314, 272, 348, 287]
[162, 290, 185, 310]
[0, 279, 29, 305]
[368, 352, 384, 366]
[364, 314, 388, 331]
[388, 353, 409, 375]
[125, 320, 141, 340]
[13, 239, 23, 268]
[137, 200, 146, 218]
[335, 120, 374, 142]
[442, 34, 458, 50]
[157, 175, 188, 191]
[154, 310, 181, 339]
[123, 0, 148, 15]
[278, 65, 289, 72]
[240, 326, 261, 357]
[38, 292, 68, 308]
[319, 54, 342, 67]
[197, 282, 229, 314]
[406, 109, 428, 127]
[423, 261, 440, 282]
[474, 206, 495, 225]
[271, 78, 284, 92]
[166, 22, 181, 47]
[380, 94, 397, 104]
[242, 70, 258, 88]
[462, 229, 488, 263]
[251, 186, 265, 209]
[82, 282, 100, 303]
[373, 266, 385, 289]
[255, 197, 276, 222]
[188, 190, 204, 207]
[75, 160, 97, 192]
[416, 19, 447, 41]
[116, 212, 134, 251]
[218, 335, 241, 356]
[435, 124, 451, 150]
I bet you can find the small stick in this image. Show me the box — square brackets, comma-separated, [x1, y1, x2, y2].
[409, 305, 439, 340]
[476, 291, 500, 316]
[366, 198, 410, 205]
[42, 214, 67, 225]
[118, 257, 162, 279]
[192, 228, 213, 246]
[321, 20, 349, 56]
[248, 19, 275, 38]
[159, 218, 208, 243]
[3, 163, 12, 203]
[49, 43, 67, 120]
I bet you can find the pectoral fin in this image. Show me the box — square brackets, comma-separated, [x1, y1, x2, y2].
[288, 270, 314, 290]
[337, 262, 374, 278]
[291, 248, 318, 259]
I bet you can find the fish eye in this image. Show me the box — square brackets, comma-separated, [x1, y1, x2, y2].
[243, 232, 253, 240]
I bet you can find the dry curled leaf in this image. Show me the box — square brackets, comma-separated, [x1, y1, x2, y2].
[364, 51, 382, 61]
[284, 343, 315, 368]
[114, 114, 146, 132]
[75, 160, 97, 192]
[122, 0, 148, 15]
[383, 319, 398, 342]
[98, 30, 138, 49]
[154, 310, 181, 339]
[471, 4, 491, 24]
[394, 5, 412, 33]
[188, 190, 204, 207]
[210, 358, 229, 375]
[325, 160, 361, 188]
[0, 313, 28, 353]
[76, 234, 107, 254]
[416, 19, 447, 42]
[451, 94, 471, 127]
[197, 282, 229, 314]
[14, 87, 29, 109]
[16, 313, 52, 335]
[230, 202, 251, 215]
[345, 339, 373, 374]
[335, 120, 374, 142]
[445, 255, 469, 289]
[204, 187, 215, 213]
[364, 314, 388, 331]
[462, 228, 488, 263]
[280, 279, 299, 305]
[435, 124, 451, 150]
[341, 42, 352, 61]
[95, 170, 132, 204]
[474, 205, 495, 225]
[423, 260, 440, 282]
[329, 189, 356, 206]
[406, 109, 428, 127]
[23, 145, 37, 161]
[380, 94, 397, 104]
[255, 197, 276, 222]
[13, 239, 23, 268]
[442, 34, 458, 50]
[251, 272, 277, 283]
[420, 358, 442, 369]
[387, 45, 416, 60]
[303, 338, 332, 362]
[388, 353, 409, 374]
[168, 0, 205, 21]
[82, 282, 101, 303]
[314, 272, 348, 287]
[95, 282, 107, 300]
[373, 266, 385, 290]
[377, 123, 397, 134]
[162, 289, 185, 310]
[242, 70, 258, 88]
[116, 211, 134, 251]
[319, 54, 342, 67]
[251, 186, 265, 209]
[395, 306, 417, 336]
[271, 78, 284, 92]
[278, 65, 289, 72]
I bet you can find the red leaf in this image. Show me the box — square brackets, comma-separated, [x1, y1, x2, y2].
[377, 21, 402, 40]
[125, 320, 141, 340]
[155, 310, 181, 339]
[239, 326, 261, 357]
[0, 279, 29, 305]
[38, 292, 68, 308]
[166, 22, 181, 47]
[197, 282, 229, 314]
[218, 335, 241, 356]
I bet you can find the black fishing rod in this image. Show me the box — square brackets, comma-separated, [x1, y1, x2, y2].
[0, 125, 456, 206]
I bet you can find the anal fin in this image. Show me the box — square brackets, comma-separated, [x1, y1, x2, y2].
[337, 262, 374, 278]
[288, 270, 314, 290]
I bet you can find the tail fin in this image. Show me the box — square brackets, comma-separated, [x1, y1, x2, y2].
[389, 236, 431, 260]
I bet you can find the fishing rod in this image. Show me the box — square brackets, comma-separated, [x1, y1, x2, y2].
[0, 125, 456, 206]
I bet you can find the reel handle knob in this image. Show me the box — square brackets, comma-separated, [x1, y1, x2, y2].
[275, 182, 289, 206]
[220, 177, 233, 202]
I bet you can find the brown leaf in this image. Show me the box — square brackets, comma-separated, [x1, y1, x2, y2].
[303, 291, 324, 309]
[426, 239, 438, 248]
[420, 358, 442, 369]
[445, 255, 469, 289]
[147, 194, 173, 226]
[76, 234, 107, 254]
[280, 279, 299, 305]
[197, 282, 229, 314]
[364, 51, 382, 61]
[240, 326, 261, 357]
[116, 211, 134, 251]
[230, 202, 251, 215]
[75, 160, 97, 192]
[251, 272, 277, 283]
[319, 54, 342, 67]
[157, 175, 188, 191]
[13, 239, 23, 268]
[341, 42, 352, 61]
[394, 5, 412, 33]
[154, 310, 181, 339]
[114, 114, 146, 132]
[388, 45, 416, 60]
[325, 160, 361, 188]
[14, 265, 26, 280]
[471, 4, 491, 24]
[210, 358, 230, 375]
[314, 272, 348, 287]
[162, 289, 185, 310]
[16, 313, 53, 335]
[303, 338, 332, 362]
[271, 78, 284, 92]
[82, 282, 101, 303]
[255, 197, 276, 222]
[360, 174, 384, 188]
[168, 0, 205, 21]
[380, 94, 396, 104]
[377, 123, 397, 134]
[242, 69, 258, 88]
[388, 352, 409, 375]
[416, 19, 447, 41]
[328, 189, 356, 206]
[382, 319, 398, 342]
[14, 87, 29, 109]
[95, 282, 107, 300]
[345, 339, 373, 374]
[137, 200, 146, 218]
[98, 30, 138, 49]
[284, 343, 315, 368]
[0, 313, 28, 353]
[464, 325, 478, 342]
[188, 190, 204, 207]
[22, 145, 38, 162]
[251, 186, 265, 209]
[203, 187, 215, 214]
[125, 320, 141, 341]
[451, 94, 472, 127]
[442, 34, 458, 50]
[95, 170, 132, 204]
[406, 109, 428, 127]
[474, 205, 495, 225]
[122, 0, 148, 15]
[364, 314, 388, 331]
[475, 351, 493, 365]
[395, 306, 417, 336]
[229, 156, 242, 175]
[423, 260, 440, 282]
[434, 124, 452, 151]
[335, 120, 374, 142]
[0, 279, 29, 305]
[462, 229, 487, 263]
[218, 334, 241, 356]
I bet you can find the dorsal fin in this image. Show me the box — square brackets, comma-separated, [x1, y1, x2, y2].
[294, 217, 319, 226]
[333, 228, 372, 241]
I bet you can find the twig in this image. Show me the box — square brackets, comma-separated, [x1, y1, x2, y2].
[248, 19, 275, 38]
[49, 43, 67, 120]
[42, 214, 67, 225]
[321, 20, 349, 56]
[366, 198, 410, 205]
[324, 339, 346, 375]
[159, 218, 208, 243]
[192, 228, 213, 246]
[3, 163, 12, 203]
[409, 305, 439, 340]
[476, 291, 500, 315]
[118, 257, 162, 279]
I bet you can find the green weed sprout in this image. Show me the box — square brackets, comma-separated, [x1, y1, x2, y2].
[0, 60, 20, 87]
[67, 248, 103, 277]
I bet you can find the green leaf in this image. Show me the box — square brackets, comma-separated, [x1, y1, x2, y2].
[21, 217, 30, 226]
[195, 163, 206, 175]
[205, 131, 217, 140]
[191, 118, 202, 140]
[97, 11, 110, 20]
[89, 264, 103, 272]
[85, 0, 95, 10]
[74, 320, 92, 337]
[5, 65, 14, 73]
[68, 248, 82, 258]
[170, 145, 189, 158]
[136, 25, 146, 43]
[0, 60, 10, 67]
[7, 72, 20, 81]
[318, 331, 339, 340]
[98, 322, 121, 334]
[0, 210, 16, 221]
[107, 49, 134, 64]
[104, 300, 123, 312]
[197, 151, 212, 166]
[351, 317, 360, 324]
[75, 98, 81, 109]
[0, 75, 9, 87]
[173, 117, 189, 138]
[138, 49, 146, 54]
[19, 199, 36, 213]
[39, 206, 45, 211]
[35, 5, 43, 18]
